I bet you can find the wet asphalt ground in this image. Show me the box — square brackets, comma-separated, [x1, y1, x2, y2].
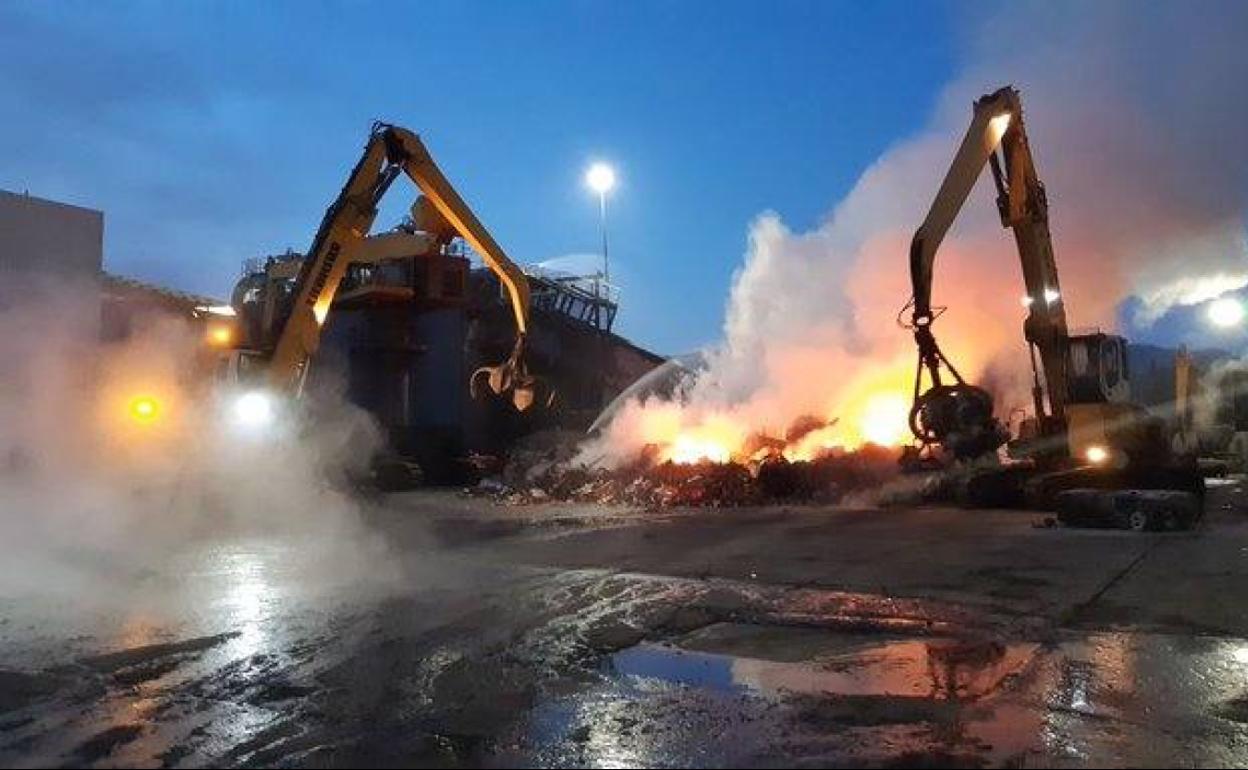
[5, 481, 1248, 767]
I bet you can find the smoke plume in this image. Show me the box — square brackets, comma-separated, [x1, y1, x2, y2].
[0, 277, 397, 620]
[592, 0, 1248, 464]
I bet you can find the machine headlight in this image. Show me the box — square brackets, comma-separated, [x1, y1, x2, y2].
[231, 390, 275, 430]
[1085, 445, 1110, 465]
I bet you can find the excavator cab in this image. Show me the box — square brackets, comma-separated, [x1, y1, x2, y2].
[1010, 332, 1136, 463]
[1067, 332, 1130, 404]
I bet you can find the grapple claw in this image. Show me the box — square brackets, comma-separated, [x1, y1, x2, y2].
[468, 334, 555, 412]
[513, 383, 535, 412]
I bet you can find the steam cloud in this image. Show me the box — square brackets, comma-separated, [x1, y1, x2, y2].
[591, 0, 1248, 464]
[0, 277, 397, 620]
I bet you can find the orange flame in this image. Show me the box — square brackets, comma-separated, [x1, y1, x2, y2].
[643, 359, 917, 465]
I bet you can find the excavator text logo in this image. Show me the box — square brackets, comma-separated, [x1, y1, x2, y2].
[306, 242, 341, 307]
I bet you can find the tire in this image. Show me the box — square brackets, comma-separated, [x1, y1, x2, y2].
[1127, 508, 1151, 532]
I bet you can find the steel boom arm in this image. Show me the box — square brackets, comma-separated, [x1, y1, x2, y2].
[266, 123, 537, 408]
[908, 86, 1069, 430]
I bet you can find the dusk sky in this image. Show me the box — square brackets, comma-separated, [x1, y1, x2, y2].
[0, 0, 958, 354]
[2, 1, 1244, 356]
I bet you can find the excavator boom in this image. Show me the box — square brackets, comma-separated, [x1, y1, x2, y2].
[268, 132, 390, 390]
[263, 123, 542, 409]
[379, 126, 529, 335]
[907, 86, 1069, 457]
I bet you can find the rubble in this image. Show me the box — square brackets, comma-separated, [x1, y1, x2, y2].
[469, 437, 902, 508]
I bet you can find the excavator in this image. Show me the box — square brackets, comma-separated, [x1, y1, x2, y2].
[220, 122, 546, 412]
[903, 86, 1201, 522]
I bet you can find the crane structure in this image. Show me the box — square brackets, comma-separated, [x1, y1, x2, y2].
[238, 122, 543, 411]
[906, 86, 1147, 469]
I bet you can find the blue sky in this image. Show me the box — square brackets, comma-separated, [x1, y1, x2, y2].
[4, 1, 960, 354]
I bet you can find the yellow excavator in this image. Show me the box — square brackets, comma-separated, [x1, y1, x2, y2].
[904, 86, 1201, 520]
[223, 122, 545, 411]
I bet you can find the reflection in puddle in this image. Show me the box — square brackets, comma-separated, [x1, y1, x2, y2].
[611, 636, 1037, 701]
[215, 548, 274, 660]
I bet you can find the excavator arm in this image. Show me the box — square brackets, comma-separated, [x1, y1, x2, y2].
[268, 131, 390, 390]
[907, 86, 1068, 457]
[266, 122, 543, 410]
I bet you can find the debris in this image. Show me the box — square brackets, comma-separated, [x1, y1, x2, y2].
[473, 436, 902, 508]
[472, 478, 510, 497]
[785, 414, 834, 444]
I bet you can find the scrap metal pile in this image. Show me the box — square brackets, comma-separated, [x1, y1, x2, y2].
[472, 429, 902, 508]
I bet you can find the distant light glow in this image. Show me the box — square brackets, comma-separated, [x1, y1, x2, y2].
[231, 391, 275, 430]
[1043, 288, 1061, 305]
[1021, 295, 1034, 308]
[207, 324, 233, 347]
[1085, 445, 1109, 464]
[128, 395, 162, 425]
[586, 163, 616, 194]
[1208, 296, 1245, 328]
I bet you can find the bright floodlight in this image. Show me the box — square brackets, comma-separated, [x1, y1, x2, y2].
[1208, 297, 1245, 328]
[586, 162, 616, 194]
[1085, 445, 1109, 465]
[231, 390, 275, 430]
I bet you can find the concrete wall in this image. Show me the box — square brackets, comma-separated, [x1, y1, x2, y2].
[0, 189, 103, 277]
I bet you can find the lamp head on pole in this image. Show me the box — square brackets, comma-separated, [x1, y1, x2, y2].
[586, 162, 616, 195]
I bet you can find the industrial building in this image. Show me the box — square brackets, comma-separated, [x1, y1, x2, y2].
[289, 242, 662, 477]
[0, 189, 103, 277]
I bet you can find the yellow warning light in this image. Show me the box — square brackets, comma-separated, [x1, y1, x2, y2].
[207, 324, 233, 347]
[128, 395, 162, 424]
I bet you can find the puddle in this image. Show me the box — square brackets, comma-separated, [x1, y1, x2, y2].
[610, 623, 1038, 701]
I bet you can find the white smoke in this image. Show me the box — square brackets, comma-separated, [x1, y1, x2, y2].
[592, 0, 1248, 465]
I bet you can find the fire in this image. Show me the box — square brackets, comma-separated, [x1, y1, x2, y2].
[669, 435, 732, 465]
[657, 413, 747, 464]
[858, 392, 910, 447]
[624, 354, 924, 467]
[656, 389, 914, 466]
[589, 184, 1029, 471]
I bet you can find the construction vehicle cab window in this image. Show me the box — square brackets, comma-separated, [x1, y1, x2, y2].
[5, 5, 1248, 767]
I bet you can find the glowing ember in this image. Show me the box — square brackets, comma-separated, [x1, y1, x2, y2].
[653, 387, 913, 466]
[668, 435, 732, 465]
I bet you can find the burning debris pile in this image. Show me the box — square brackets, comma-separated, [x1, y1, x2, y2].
[472, 426, 902, 508]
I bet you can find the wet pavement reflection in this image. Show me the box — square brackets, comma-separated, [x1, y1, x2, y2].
[7, 504, 1248, 766]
